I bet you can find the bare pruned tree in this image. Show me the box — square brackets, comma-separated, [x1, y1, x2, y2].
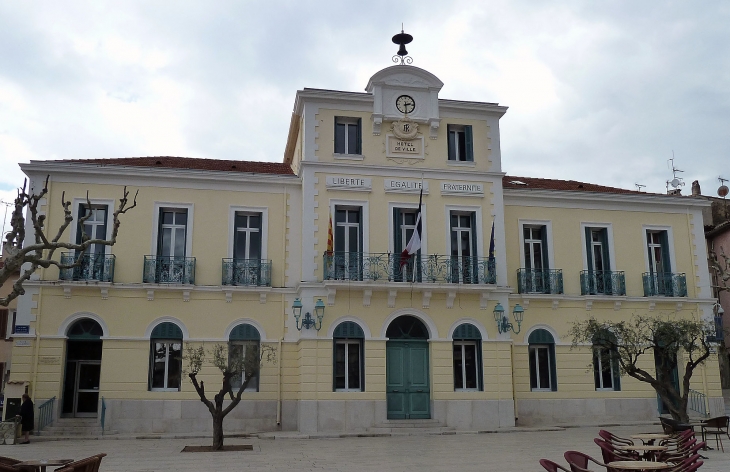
[0, 176, 137, 306]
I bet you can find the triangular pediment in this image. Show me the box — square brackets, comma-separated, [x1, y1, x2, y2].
[365, 66, 444, 93]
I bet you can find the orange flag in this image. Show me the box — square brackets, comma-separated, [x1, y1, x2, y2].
[327, 212, 334, 254]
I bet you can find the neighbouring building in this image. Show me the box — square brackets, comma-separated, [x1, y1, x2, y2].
[8, 45, 724, 434]
[0, 256, 19, 419]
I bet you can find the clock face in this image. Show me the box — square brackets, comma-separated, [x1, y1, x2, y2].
[396, 95, 416, 114]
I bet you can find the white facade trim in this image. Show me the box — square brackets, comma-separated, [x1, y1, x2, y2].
[144, 317, 190, 341]
[150, 202, 194, 257]
[57, 312, 110, 337]
[227, 206, 269, 259]
[447, 318, 489, 340]
[579, 222, 617, 271]
[380, 308, 439, 340]
[505, 189, 710, 211]
[326, 316, 373, 339]
[517, 219, 555, 269]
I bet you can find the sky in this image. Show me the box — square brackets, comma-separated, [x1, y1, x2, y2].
[1, 0, 729, 226]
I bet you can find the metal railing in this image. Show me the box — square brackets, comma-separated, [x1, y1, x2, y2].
[143, 256, 196, 284]
[642, 272, 687, 297]
[517, 268, 564, 294]
[59, 253, 115, 282]
[322, 252, 496, 285]
[100, 396, 106, 435]
[37, 396, 56, 432]
[580, 270, 626, 296]
[221, 259, 272, 286]
[688, 389, 708, 417]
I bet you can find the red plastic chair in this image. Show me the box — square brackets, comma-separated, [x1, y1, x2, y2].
[539, 459, 572, 472]
[599, 430, 634, 446]
[564, 450, 610, 472]
[659, 441, 705, 463]
[666, 454, 700, 472]
[594, 438, 636, 463]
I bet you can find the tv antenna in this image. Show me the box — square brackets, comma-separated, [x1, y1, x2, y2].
[635, 183, 646, 192]
[667, 154, 684, 189]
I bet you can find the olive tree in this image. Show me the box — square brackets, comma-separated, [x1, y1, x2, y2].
[570, 315, 715, 422]
[184, 343, 276, 450]
[1, 176, 137, 306]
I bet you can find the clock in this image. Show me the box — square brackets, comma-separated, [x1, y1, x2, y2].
[396, 95, 416, 114]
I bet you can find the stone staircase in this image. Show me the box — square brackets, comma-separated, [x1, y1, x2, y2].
[36, 418, 117, 438]
[367, 419, 455, 435]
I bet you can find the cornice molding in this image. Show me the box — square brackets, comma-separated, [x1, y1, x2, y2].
[504, 188, 711, 210]
[300, 160, 506, 181]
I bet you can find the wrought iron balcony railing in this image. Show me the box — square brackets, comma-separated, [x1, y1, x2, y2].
[59, 252, 115, 282]
[143, 256, 196, 284]
[580, 270, 626, 296]
[322, 252, 496, 285]
[516, 268, 563, 294]
[642, 272, 687, 297]
[221, 258, 272, 286]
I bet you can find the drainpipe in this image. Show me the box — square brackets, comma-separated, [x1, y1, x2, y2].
[30, 284, 43, 403]
[510, 340, 518, 424]
[276, 186, 286, 427]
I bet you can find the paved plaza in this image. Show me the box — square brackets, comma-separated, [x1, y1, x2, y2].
[2, 425, 729, 471]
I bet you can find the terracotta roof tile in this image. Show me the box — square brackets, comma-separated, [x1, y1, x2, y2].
[61, 156, 295, 176]
[503, 175, 648, 195]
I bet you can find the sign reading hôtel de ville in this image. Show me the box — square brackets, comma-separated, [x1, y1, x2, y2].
[386, 117, 424, 159]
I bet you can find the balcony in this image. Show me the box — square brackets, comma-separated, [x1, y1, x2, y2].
[580, 270, 626, 296]
[59, 252, 115, 282]
[221, 259, 272, 286]
[143, 256, 196, 284]
[517, 268, 563, 294]
[322, 252, 496, 284]
[642, 272, 687, 297]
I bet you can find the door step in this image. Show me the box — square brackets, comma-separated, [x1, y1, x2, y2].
[36, 418, 117, 437]
[368, 419, 453, 434]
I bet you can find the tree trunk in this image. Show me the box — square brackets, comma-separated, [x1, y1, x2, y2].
[212, 413, 224, 450]
[719, 342, 730, 389]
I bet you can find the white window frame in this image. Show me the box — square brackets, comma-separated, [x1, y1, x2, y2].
[329, 199, 369, 254]
[529, 344, 553, 392]
[151, 202, 194, 257]
[518, 220, 554, 269]
[149, 339, 183, 392]
[228, 206, 268, 259]
[229, 340, 260, 393]
[641, 225, 676, 273]
[444, 205, 482, 258]
[453, 340, 480, 392]
[334, 116, 361, 156]
[334, 339, 363, 392]
[70, 198, 115, 255]
[448, 124, 468, 161]
[594, 347, 617, 392]
[579, 223, 616, 271]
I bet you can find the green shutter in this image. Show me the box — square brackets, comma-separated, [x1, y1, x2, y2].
[356, 118, 362, 155]
[229, 323, 261, 341]
[612, 356, 621, 391]
[156, 208, 164, 255]
[528, 328, 554, 344]
[601, 228, 611, 271]
[453, 323, 482, 340]
[464, 125, 474, 161]
[470, 212, 478, 281]
[540, 226, 550, 269]
[660, 231, 671, 273]
[447, 125, 456, 161]
[334, 117, 338, 154]
[585, 227, 593, 273]
[333, 321, 365, 339]
[549, 344, 558, 391]
[151, 322, 183, 339]
[393, 208, 402, 251]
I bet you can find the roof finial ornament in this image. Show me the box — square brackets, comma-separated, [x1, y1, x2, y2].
[392, 26, 413, 65]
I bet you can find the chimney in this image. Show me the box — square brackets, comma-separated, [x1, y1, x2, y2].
[691, 180, 701, 196]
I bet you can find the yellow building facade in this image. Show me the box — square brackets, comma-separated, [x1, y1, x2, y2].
[10, 64, 723, 434]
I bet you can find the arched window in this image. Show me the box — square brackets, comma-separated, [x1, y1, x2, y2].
[333, 321, 365, 392]
[452, 323, 482, 391]
[528, 328, 557, 392]
[149, 322, 183, 392]
[593, 331, 621, 391]
[229, 324, 261, 392]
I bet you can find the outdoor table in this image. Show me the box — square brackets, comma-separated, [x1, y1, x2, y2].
[14, 459, 73, 472]
[607, 461, 672, 471]
[630, 433, 670, 445]
[616, 445, 667, 461]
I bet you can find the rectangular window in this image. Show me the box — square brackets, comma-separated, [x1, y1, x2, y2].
[594, 348, 620, 391]
[522, 225, 551, 293]
[393, 207, 421, 282]
[76, 204, 109, 251]
[229, 341, 260, 392]
[334, 340, 362, 391]
[0, 309, 7, 339]
[334, 117, 362, 155]
[447, 125, 473, 161]
[646, 230, 670, 275]
[158, 208, 188, 258]
[453, 341, 479, 390]
[450, 211, 477, 283]
[234, 212, 262, 260]
[149, 341, 182, 391]
[529, 344, 553, 391]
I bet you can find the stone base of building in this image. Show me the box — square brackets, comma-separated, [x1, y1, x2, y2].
[515, 398, 659, 426]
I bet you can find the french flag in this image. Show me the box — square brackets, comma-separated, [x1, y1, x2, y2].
[400, 183, 423, 267]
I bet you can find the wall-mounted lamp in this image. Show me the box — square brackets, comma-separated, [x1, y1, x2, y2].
[293, 298, 325, 331]
[493, 302, 524, 335]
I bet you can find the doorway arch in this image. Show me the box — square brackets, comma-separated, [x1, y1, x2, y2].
[62, 318, 103, 417]
[386, 315, 430, 419]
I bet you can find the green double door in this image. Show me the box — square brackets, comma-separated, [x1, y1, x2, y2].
[386, 341, 430, 419]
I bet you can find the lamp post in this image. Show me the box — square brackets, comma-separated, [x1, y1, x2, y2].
[493, 302, 524, 335]
[293, 298, 325, 331]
